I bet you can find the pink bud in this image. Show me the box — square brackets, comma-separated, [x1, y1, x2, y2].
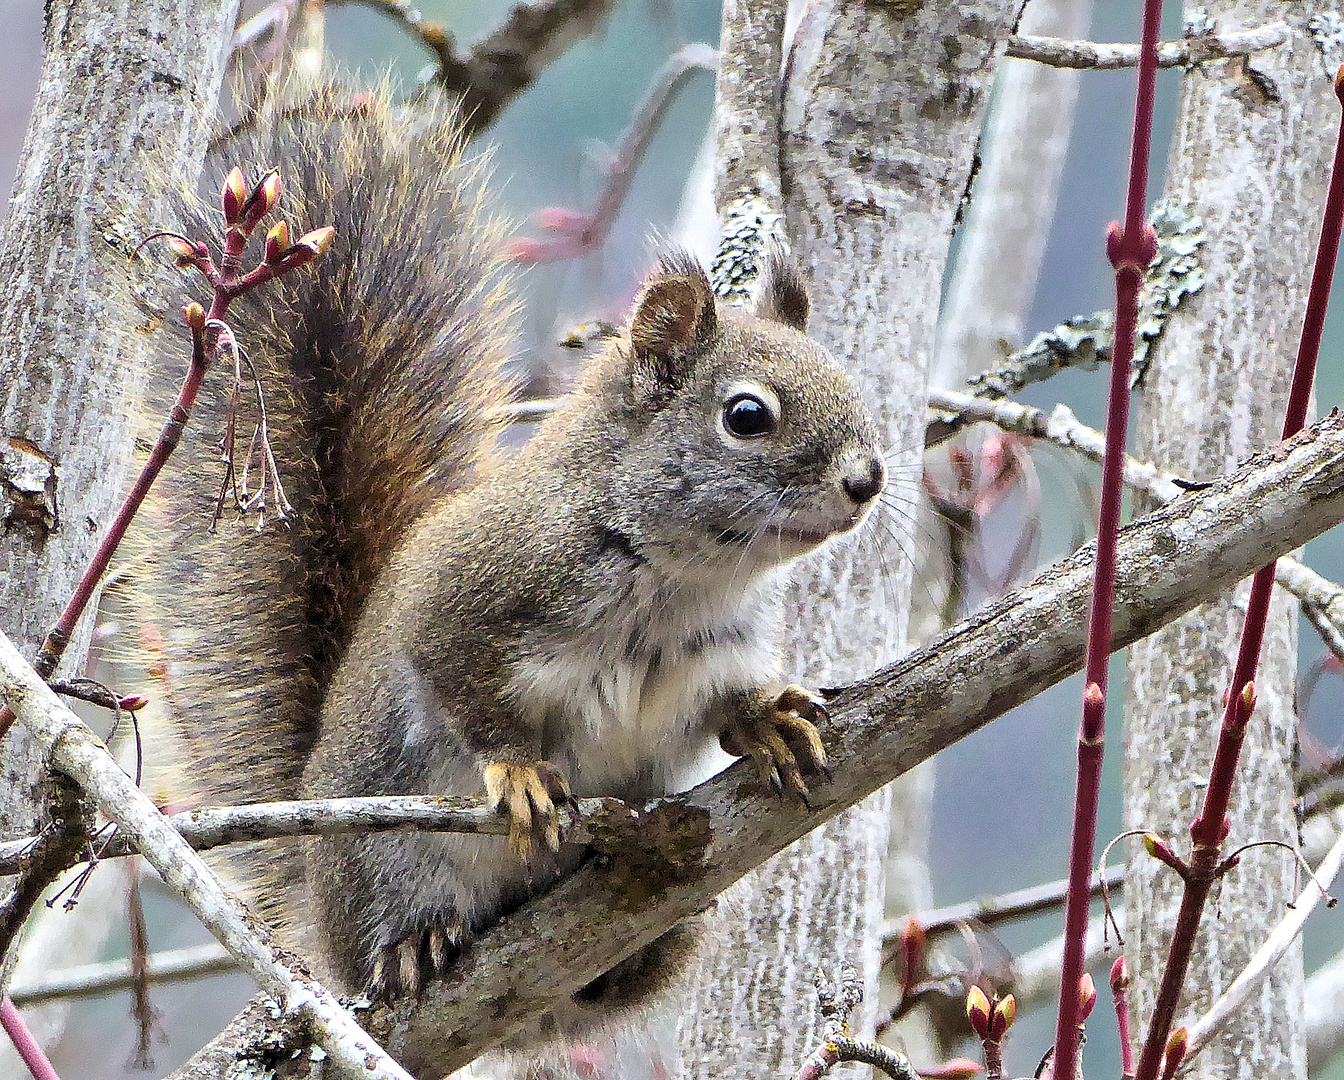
[243, 171, 282, 230]
[1077, 973, 1096, 1021]
[265, 220, 290, 264]
[166, 235, 199, 267]
[1109, 956, 1130, 993]
[222, 167, 247, 224]
[965, 985, 991, 1040]
[297, 225, 335, 256]
[118, 694, 150, 712]
[989, 993, 1015, 1040]
[1160, 1027, 1188, 1080]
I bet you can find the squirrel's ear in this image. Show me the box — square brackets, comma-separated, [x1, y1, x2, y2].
[629, 253, 718, 386]
[754, 249, 810, 332]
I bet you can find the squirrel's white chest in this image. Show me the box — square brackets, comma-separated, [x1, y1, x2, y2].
[509, 593, 780, 797]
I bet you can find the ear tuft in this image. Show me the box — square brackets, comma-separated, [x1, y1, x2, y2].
[629, 252, 718, 371]
[754, 248, 810, 331]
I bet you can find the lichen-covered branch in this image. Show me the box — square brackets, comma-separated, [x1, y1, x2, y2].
[1006, 21, 1288, 70]
[710, 0, 789, 301]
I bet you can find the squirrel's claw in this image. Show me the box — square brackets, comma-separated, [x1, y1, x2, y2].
[721, 684, 831, 804]
[369, 919, 464, 998]
[483, 760, 571, 858]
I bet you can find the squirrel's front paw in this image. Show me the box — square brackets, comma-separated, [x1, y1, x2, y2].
[483, 760, 572, 858]
[721, 685, 831, 805]
[369, 920, 464, 998]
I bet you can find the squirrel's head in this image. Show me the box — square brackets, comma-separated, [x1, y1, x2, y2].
[588, 249, 886, 581]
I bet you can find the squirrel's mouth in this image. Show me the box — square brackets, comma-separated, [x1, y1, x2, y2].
[716, 521, 849, 549]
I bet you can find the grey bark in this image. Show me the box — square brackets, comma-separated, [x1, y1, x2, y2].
[932, 0, 1091, 389]
[1121, 7, 1339, 1080]
[687, 1, 1060, 1074]
[0, 0, 242, 844]
[169, 409, 1344, 1080]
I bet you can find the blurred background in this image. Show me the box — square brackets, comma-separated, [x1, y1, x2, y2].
[1, 1, 1343, 1078]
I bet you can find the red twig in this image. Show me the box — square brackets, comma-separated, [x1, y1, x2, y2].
[1131, 66, 1344, 1080]
[1111, 957, 1135, 1079]
[1051, 0, 1163, 1073]
[0, 171, 331, 742]
[1, 996, 61, 1080]
[508, 43, 716, 264]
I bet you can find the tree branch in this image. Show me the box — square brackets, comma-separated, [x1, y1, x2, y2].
[1006, 22, 1289, 70]
[344, 0, 618, 138]
[0, 794, 610, 874]
[357, 412, 1344, 1079]
[927, 387, 1344, 663]
[0, 632, 412, 1080]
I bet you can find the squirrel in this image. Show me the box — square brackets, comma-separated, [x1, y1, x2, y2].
[140, 86, 886, 1048]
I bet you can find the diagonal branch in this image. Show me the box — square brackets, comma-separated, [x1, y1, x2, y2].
[343, 0, 618, 138]
[0, 632, 412, 1080]
[366, 412, 1344, 1078]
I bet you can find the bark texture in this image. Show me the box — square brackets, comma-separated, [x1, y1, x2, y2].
[1121, 7, 1340, 1079]
[932, 0, 1091, 389]
[680, 3, 1028, 1075]
[0, 0, 242, 843]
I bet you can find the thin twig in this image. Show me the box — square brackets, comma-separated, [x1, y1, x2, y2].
[509, 43, 718, 264]
[1181, 819, 1344, 1065]
[0, 794, 606, 875]
[340, 0, 618, 138]
[0, 997, 61, 1080]
[0, 777, 91, 961]
[8, 943, 235, 1006]
[885, 869, 1124, 947]
[0, 628, 413, 1080]
[1006, 22, 1288, 71]
[1053, 0, 1165, 1067]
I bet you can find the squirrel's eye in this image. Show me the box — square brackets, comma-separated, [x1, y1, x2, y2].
[722, 393, 776, 439]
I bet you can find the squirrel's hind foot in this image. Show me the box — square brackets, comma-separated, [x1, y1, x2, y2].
[720, 685, 831, 805]
[369, 920, 465, 998]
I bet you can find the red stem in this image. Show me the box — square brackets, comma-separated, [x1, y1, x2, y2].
[1114, 981, 1135, 1077]
[1, 996, 61, 1080]
[1051, 0, 1163, 1073]
[1133, 67, 1344, 1080]
[0, 200, 326, 741]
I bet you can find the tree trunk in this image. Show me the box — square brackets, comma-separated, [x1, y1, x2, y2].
[1122, 7, 1339, 1079]
[678, 4, 1017, 1074]
[0, 0, 242, 842]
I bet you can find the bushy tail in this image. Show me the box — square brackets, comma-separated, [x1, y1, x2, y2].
[137, 89, 516, 929]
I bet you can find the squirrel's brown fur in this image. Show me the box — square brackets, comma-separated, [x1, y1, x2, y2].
[139, 85, 886, 1062]
[139, 89, 516, 937]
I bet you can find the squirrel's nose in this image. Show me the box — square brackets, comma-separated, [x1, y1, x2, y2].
[842, 456, 885, 505]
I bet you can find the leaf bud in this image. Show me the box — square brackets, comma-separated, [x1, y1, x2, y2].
[222, 167, 247, 224]
[965, 985, 991, 1040]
